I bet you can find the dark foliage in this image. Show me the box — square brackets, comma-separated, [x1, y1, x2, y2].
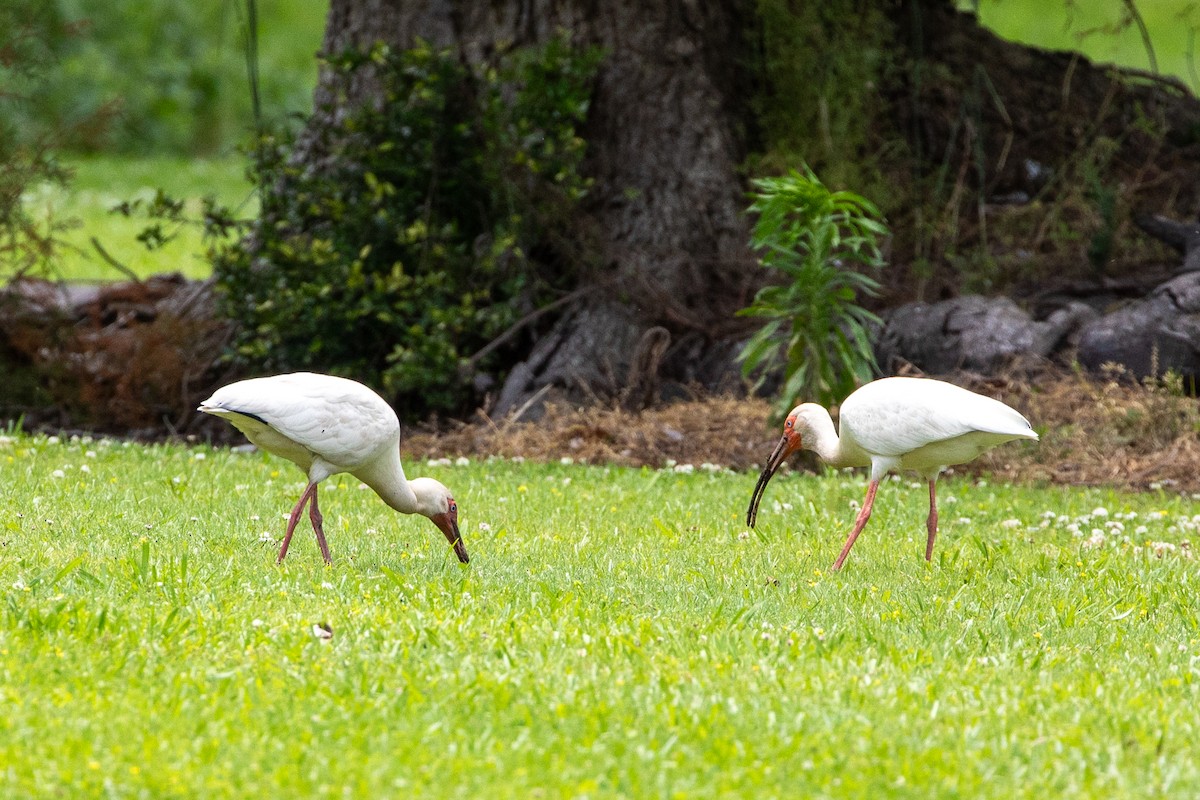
[212, 39, 601, 414]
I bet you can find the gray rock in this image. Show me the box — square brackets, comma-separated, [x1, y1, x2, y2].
[875, 295, 1094, 374]
[1077, 271, 1200, 381]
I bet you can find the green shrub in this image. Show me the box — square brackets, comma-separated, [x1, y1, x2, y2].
[738, 168, 887, 418]
[212, 39, 600, 415]
[0, 1, 81, 277]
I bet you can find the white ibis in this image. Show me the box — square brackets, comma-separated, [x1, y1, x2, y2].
[198, 372, 469, 565]
[747, 376, 1037, 570]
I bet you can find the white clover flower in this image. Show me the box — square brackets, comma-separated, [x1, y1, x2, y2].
[455, 456, 470, 467]
[672, 463, 694, 474]
[51, 469, 65, 479]
[1000, 519, 1021, 529]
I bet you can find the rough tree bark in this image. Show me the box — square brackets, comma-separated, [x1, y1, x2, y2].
[294, 0, 1200, 414]
[303, 0, 760, 415]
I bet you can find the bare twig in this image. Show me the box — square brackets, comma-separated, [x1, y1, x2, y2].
[506, 383, 553, 425]
[1121, 0, 1157, 75]
[465, 286, 595, 368]
[89, 237, 141, 283]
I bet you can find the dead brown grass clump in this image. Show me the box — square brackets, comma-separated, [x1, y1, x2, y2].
[404, 367, 1200, 494]
[974, 368, 1200, 492]
[405, 396, 779, 472]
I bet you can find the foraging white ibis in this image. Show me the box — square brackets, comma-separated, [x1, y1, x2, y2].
[747, 376, 1037, 570]
[198, 372, 469, 565]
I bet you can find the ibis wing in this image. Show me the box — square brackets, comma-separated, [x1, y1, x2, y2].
[838, 377, 1035, 458]
[201, 373, 399, 468]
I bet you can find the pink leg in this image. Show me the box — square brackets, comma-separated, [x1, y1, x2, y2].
[831, 480, 880, 571]
[278, 482, 319, 564]
[309, 486, 332, 565]
[924, 479, 939, 561]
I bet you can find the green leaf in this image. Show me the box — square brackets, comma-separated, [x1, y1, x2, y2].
[736, 166, 888, 409]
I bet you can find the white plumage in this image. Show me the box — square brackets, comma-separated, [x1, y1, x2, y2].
[199, 372, 469, 565]
[747, 376, 1037, 570]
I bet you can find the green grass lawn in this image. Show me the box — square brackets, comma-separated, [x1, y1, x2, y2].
[22, 155, 252, 282]
[963, 0, 1197, 88]
[2, 432, 1199, 797]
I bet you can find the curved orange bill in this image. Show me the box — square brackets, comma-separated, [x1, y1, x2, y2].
[746, 434, 794, 528]
[433, 515, 470, 563]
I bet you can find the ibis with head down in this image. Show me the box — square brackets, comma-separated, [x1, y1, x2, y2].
[199, 372, 469, 565]
[746, 376, 1037, 570]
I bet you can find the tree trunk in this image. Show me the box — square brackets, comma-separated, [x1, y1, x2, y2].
[306, 0, 759, 415]
[299, 0, 1200, 414]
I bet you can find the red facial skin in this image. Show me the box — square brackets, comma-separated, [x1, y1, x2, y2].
[432, 499, 469, 563]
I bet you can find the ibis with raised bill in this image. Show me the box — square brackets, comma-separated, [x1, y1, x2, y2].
[746, 376, 1037, 570]
[199, 372, 469, 565]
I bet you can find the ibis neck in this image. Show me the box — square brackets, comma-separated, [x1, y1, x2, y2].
[357, 447, 419, 515]
[809, 410, 856, 468]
